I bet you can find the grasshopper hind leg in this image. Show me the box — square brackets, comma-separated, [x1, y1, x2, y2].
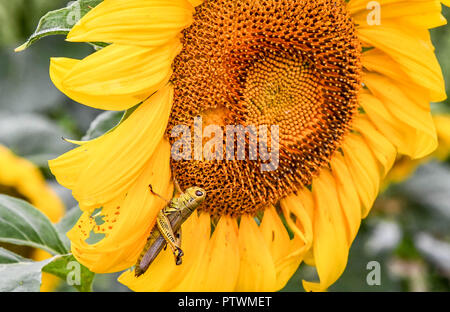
[175, 247, 183, 265]
[156, 210, 185, 266]
[174, 229, 183, 265]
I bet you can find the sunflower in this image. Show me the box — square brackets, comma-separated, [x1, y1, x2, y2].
[0, 145, 65, 291]
[48, 0, 449, 291]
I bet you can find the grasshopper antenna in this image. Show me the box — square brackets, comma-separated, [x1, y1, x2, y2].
[174, 177, 183, 194]
[171, 170, 184, 195]
[148, 184, 171, 205]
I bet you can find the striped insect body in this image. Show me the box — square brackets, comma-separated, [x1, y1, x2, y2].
[134, 186, 206, 277]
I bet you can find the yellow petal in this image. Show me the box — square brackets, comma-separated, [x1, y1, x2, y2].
[260, 206, 304, 290]
[364, 73, 438, 159]
[61, 85, 173, 209]
[351, 1, 446, 29]
[197, 216, 240, 291]
[48, 137, 101, 191]
[167, 213, 213, 291]
[173, 216, 240, 291]
[358, 23, 446, 102]
[330, 153, 361, 244]
[50, 41, 180, 110]
[68, 0, 194, 47]
[68, 139, 173, 273]
[279, 192, 314, 251]
[303, 170, 349, 292]
[347, 0, 398, 15]
[359, 90, 416, 157]
[353, 115, 396, 177]
[50, 57, 141, 111]
[235, 215, 277, 291]
[280, 190, 315, 267]
[188, 0, 204, 6]
[119, 212, 211, 291]
[341, 133, 380, 218]
[362, 48, 441, 102]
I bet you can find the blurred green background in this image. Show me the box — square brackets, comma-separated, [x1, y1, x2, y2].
[0, 0, 449, 292]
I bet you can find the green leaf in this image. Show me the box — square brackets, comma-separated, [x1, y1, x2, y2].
[82, 104, 139, 141]
[82, 111, 123, 141]
[0, 247, 29, 264]
[0, 257, 56, 292]
[0, 195, 68, 255]
[15, 0, 104, 52]
[43, 254, 95, 292]
[55, 207, 83, 251]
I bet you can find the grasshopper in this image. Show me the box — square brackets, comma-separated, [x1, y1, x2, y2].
[134, 185, 206, 277]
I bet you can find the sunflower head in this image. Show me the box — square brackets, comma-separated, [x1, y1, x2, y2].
[169, 0, 363, 217]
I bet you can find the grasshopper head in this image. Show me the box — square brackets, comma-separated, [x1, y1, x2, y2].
[185, 186, 207, 206]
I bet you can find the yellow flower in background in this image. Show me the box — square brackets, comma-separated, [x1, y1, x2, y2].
[386, 114, 450, 186]
[48, 0, 448, 291]
[432, 114, 450, 161]
[0, 145, 65, 292]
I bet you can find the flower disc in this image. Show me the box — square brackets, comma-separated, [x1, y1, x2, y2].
[168, 0, 362, 216]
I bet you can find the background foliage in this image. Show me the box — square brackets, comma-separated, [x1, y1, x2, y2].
[0, 0, 449, 291]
